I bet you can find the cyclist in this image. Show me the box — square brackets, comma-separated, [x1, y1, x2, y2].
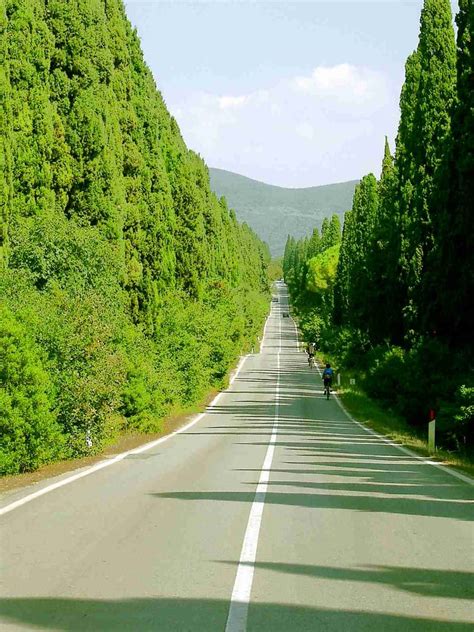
[306, 341, 316, 367]
[322, 362, 334, 397]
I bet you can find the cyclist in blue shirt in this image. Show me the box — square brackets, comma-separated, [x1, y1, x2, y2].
[322, 363, 334, 390]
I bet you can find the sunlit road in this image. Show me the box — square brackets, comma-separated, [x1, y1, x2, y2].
[1, 282, 473, 631]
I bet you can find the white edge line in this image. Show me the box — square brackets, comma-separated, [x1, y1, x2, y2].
[290, 314, 472, 483]
[289, 314, 474, 487]
[260, 312, 270, 352]
[333, 394, 474, 486]
[1, 320, 271, 517]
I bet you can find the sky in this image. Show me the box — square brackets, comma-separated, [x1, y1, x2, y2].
[124, 1, 459, 188]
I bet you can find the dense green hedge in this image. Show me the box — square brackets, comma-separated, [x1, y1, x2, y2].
[0, 0, 270, 475]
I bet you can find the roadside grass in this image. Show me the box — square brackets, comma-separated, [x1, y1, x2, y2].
[316, 353, 474, 480]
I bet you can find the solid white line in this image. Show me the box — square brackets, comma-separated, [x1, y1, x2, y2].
[225, 310, 281, 632]
[304, 335, 474, 487]
[331, 393, 474, 486]
[260, 315, 270, 352]
[0, 329, 265, 517]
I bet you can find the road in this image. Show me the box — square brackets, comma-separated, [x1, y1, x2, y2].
[1, 282, 473, 631]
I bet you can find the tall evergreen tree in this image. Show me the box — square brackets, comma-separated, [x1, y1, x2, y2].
[327, 214, 342, 248]
[0, 0, 271, 474]
[422, 0, 473, 345]
[347, 174, 379, 330]
[319, 217, 330, 252]
[400, 0, 457, 333]
[307, 227, 320, 259]
[394, 50, 422, 336]
[333, 210, 355, 326]
[0, 2, 11, 267]
[367, 138, 403, 342]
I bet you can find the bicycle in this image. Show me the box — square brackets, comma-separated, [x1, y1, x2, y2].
[323, 379, 332, 399]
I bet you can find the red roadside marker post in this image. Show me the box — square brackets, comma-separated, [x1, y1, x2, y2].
[428, 408, 436, 453]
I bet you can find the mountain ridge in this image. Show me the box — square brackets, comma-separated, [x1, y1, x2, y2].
[210, 167, 357, 192]
[209, 168, 358, 255]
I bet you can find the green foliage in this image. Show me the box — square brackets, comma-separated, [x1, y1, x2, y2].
[346, 174, 379, 330]
[304, 244, 340, 322]
[365, 346, 406, 403]
[1, 269, 129, 456]
[298, 308, 324, 346]
[283, 214, 342, 299]
[422, 0, 474, 347]
[454, 386, 474, 426]
[306, 245, 340, 293]
[364, 338, 455, 427]
[0, 305, 64, 474]
[9, 212, 122, 291]
[267, 258, 283, 282]
[332, 173, 379, 331]
[399, 0, 457, 333]
[437, 385, 474, 453]
[0, 0, 270, 474]
[320, 325, 371, 370]
[319, 215, 341, 252]
[310, 0, 473, 456]
[366, 139, 403, 343]
[333, 210, 353, 325]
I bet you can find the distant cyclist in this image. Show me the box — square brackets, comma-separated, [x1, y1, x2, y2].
[322, 362, 334, 398]
[306, 341, 316, 367]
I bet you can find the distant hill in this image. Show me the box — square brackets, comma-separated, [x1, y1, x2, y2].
[209, 168, 358, 256]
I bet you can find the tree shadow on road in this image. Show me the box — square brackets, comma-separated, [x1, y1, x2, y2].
[0, 596, 472, 631]
[152, 487, 473, 521]
[218, 560, 474, 600]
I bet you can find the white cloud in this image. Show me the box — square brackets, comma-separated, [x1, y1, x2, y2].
[218, 90, 269, 110]
[218, 95, 250, 109]
[295, 122, 315, 141]
[293, 63, 389, 106]
[169, 64, 398, 186]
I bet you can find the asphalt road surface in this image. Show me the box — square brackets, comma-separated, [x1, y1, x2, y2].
[1, 282, 473, 631]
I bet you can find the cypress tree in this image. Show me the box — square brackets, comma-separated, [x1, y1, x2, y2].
[347, 174, 379, 330]
[0, 2, 11, 267]
[423, 0, 474, 345]
[367, 138, 403, 343]
[307, 227, 320, 259]
[327, 214, 342, 248]
[319, 217, 330, 253]
[333, 210, 355, 326]
[394, 50, 421, 338]
[400, 0, 457, 334]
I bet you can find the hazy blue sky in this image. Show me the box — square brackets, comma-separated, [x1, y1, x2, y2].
[124, 1, 459, 187]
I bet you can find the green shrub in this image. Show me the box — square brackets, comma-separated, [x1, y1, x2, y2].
[298, 308, 324, 345]
[40, 289, 128, 455]
[365, 346, 406, 402]
[0, 305, 64, 474]
[437, 384, 474, 453]
[1, 271, 129, 456]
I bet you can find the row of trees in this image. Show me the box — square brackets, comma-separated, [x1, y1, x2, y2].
[283, 215, 341, 326]
[335, 0, 472, 350]
[284, 0, 473, 449]
[0, 0, 270, 474]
